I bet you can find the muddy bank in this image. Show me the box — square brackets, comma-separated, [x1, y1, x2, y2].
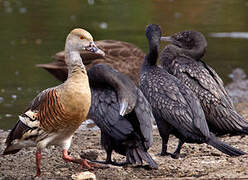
[1, 101, 248, 179]
[1, 74, 248, 179]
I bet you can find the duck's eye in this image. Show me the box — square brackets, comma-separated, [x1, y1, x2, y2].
[80, 36, 85, 40]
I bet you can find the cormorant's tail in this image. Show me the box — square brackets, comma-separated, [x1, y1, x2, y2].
[126, 146, 158, 169]
[207, 133, 246, 156]
[240, 126, 248, 135]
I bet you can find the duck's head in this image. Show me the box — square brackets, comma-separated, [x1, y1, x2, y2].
[65, 28, 105, 56]
[161, 30, 207, 59]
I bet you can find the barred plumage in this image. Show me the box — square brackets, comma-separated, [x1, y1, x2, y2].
[3, 28, 105, 177]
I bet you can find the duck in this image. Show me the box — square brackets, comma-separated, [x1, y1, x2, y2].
[139, 24, 245, 159]
[160, 30, 248, 137]
[86, 64, 157, 168]
[36, 40, 145, 84]
[3, 28, 105, 176]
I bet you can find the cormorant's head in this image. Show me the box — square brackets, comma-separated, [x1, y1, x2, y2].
[161, 30, 207, 60]
[145, 24, 162, 43]
[161, 30, 207, 50]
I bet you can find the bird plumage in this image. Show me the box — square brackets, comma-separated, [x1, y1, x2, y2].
[87, 64, 157, 168]
[36, 40, 145, 84]
[160, 30, 248, 136]
[3, 28, 104, 176]
[139, 24, 245, 159]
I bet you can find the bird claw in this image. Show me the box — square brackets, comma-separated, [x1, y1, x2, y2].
[171, 153, 180, 159]
[79, 159, 109, 170]
[160, 151, 171, 156]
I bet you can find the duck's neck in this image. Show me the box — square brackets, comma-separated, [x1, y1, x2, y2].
[65, 48, 86, 78]
[141, 40, 159, 74]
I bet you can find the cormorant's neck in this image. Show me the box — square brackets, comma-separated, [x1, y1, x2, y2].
[180, 33, 207, 60]
[181, 44, 205, 60]
[141, 40, 159, 74]
[160, 45, 179, 70]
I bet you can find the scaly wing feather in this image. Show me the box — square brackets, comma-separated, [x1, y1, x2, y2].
[139, 68, 209, 141]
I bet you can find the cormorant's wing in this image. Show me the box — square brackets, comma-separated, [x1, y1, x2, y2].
[172, 56, 233, 108]
[133, 89, 154, 148]
[169, 57, 247, 134]
[201, 60, 233, 106]
[88, 88, 133, 141]
[140, 69, 209, 140]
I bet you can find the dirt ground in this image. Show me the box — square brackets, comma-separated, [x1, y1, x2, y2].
[1, 102, 248, 179]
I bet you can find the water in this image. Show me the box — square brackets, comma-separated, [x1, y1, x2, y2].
[1, 0, 248, 130]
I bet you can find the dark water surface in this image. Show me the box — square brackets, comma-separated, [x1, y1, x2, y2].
[1, 0, 248, 130]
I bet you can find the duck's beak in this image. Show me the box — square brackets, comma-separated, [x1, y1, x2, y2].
[85, 42, 105, 56]
[160, 36, 173, 42]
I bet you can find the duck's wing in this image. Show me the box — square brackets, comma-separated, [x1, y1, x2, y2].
[37, 40, 145, 84]
[36, 60, 68, 82]
[3, 88, 62, 154]
[97, 40, 144, 84]
[88, 88, 133, 141]
[139, 69, 209, 140]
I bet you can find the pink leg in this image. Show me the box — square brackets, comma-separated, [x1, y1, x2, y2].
[62, 149, 101, 169]
[35, 150, 42, 177]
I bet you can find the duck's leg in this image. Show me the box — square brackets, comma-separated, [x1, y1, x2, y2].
[35, 150, 42, 177]
[62, 149, 102, 169]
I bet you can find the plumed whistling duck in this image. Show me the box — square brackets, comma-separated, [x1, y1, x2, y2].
[36, 40, 145, 84]
[3, 28, 105, 176]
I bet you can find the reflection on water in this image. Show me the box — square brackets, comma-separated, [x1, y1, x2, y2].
[210, 32, 248, 39]
[0, 0, 248, 130]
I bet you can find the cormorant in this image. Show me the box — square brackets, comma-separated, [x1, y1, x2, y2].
[87, 64, 157, 168]
[160, 30, 248, 136]
[139, 24, 245, 159]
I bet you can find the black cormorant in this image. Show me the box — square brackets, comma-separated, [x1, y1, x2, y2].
[160, 30, 248, 136]
[87, 64, 157, 168]
[139, 24, 245, 158]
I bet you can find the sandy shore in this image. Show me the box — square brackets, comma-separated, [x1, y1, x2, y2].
[1, 102, 248, 179]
